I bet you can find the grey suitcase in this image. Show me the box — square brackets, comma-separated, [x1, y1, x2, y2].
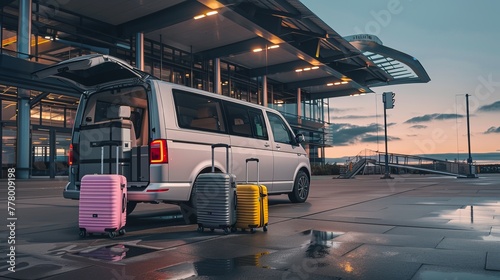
[196, 144, 237, 234]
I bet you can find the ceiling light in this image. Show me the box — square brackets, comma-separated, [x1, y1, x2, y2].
[304, 68, 311, 71]
[341, 81, 348, 84]
[327, 83, 334, 86]
[295, 69, 303, 73]
[194, 10, 218, 20]
[253, 48, 263, 52]
[267, 45, 279, 49]
[311, 66, 319, 70]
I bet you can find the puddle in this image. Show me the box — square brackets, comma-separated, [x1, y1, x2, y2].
[76, 244, 157, 262]
[439, 205, 498, 225]
[158, 252, 270, 278]
[417, 270, 500, 280]
[301, 230, 344, 259]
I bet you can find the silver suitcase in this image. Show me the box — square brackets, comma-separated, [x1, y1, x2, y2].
[196, 144, 237, 234]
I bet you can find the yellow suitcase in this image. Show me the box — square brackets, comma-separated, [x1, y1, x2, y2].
[236, 158, 268, 232]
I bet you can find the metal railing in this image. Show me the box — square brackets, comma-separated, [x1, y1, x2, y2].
[339, 149, 476, 178]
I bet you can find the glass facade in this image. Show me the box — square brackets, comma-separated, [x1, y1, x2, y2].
[0, 4, 332, 177]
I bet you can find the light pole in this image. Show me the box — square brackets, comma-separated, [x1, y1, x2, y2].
[465, 94, 478, 178]
[381, 92, 395, 179]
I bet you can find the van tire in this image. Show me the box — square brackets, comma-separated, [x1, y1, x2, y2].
[126, 201, 137, 216]
[288, 170, 309, 203]
[180, 181, 200, 225]
[179, 199, 197, 225]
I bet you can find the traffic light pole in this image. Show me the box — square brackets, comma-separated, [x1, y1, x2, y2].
[381, 92, 394, 179]
[381, 104, 392, 179]
[465, 94, 478, 178]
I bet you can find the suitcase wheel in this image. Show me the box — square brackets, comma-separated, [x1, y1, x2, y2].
[230, 227, 237, 233]
[197, 226, 204, 232]
[250, 228, 255, 234]
[119, 229, 126, 236]
[210, 228, 215, 233]
[223, 228, 230, 235]
[263, 225, 268, 232]
[79, 229, 86, 238]
[108, 231, 117, 239]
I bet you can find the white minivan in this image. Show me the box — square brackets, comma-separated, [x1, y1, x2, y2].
[34, 54, 311, 222]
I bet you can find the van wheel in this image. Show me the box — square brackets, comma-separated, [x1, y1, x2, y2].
[126, 201, 137, 216]
[288, 170, 309, 203]
[180, 187, 198, 225]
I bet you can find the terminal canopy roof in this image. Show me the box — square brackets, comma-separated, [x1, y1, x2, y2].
[0, 0, 430, 99]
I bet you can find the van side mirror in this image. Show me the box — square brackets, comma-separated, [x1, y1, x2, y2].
[295, 133, 305, 144]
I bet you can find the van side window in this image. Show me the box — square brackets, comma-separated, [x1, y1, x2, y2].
[267, 112, 294, 144]
[173, 90, 226, 133]
[224, 102, 268, 140]
[249, 110, 268, 140]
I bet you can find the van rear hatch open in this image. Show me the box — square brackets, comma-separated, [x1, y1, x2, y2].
[33, 54, 154, 200]
[33, 54, 150, 93]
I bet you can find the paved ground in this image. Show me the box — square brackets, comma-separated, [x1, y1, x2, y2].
[0, 174, 499, 279]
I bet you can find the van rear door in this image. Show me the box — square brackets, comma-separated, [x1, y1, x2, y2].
[33, 54, 150, 93]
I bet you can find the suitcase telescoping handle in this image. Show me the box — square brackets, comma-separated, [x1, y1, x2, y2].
[211, 143, 231, 173]
[100, 145, 120, 175]
[245, 158, 259, 185]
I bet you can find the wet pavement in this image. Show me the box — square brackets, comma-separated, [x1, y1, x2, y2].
[0, 174, 499, 279]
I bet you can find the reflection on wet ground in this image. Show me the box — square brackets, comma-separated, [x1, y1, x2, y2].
[76, 244, 157, 262]
[439, 204, 500, 225]
[302, 230, 344, 260]
[158, 230, 347, 279]
[158, 252, 270, 278]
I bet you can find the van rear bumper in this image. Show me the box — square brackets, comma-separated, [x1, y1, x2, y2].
[63, 182, 192, 203]
[63, 189, 80, 200]
[128, 182, 192, 202]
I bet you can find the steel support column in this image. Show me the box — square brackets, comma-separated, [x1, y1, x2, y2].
[262, 75, 268, 107]
[136, 32, 144, 70]
[16, 0, 31, 179]
[214, 58, 221, 94]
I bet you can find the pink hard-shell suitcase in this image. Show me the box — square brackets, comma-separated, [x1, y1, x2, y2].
[79, 146, 127, 238]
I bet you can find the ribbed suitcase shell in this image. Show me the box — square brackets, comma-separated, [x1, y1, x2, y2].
[235, 158, 268, 232]
[196, 144, 237, 233]
[79, 174, 127, 237]
[196, 173, 237, 232]
[236, 184, 268, 231]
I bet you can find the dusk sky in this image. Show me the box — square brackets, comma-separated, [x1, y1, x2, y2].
[301, 0, 500, 159]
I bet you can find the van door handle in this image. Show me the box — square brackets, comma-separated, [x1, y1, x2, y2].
[264, 143, 270, 147]
[275, 144, 281, 150]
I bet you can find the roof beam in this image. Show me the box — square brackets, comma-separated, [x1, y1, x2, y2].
[284, 76, 341, 90]
[198, 37, 271, 59]
[248, 60, 312, 77]
[307, 88, 371, 100]
[118, 1, 209, 37]
[0, 54, 81, 96]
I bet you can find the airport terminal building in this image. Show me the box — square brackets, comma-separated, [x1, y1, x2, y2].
[0, 0, 429, 178]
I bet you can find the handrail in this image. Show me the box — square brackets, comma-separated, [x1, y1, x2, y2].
[342, 149, 476, 178]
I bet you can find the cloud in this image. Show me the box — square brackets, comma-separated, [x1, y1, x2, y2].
[484, 126, 500, 134]
[360, 135, 400, 143]
[329, 107, 358, 114]
[405, 113, 464, 123]
[330, 114, 379, 120]
[410, 124, 428, 129]
[328, 123, 401, 145]
[478, 101, 500, 112]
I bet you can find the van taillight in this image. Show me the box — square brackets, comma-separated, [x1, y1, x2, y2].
[150, 139, 168, 164]
[68, 143, 74, 166]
